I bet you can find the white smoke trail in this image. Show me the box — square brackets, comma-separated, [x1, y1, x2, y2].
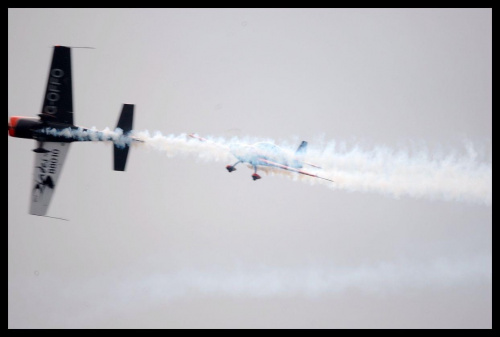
[131, 131, 491, 206]
[128, 254, 491, 300]
[40, 127, 133, 148]
[11, 254, 491, 327]
[40, 127, 491, 205]
[304, 139, 492, 205]
[131, 130, 235, 163]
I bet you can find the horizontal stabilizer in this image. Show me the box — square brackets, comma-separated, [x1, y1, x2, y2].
[116, 104, 134, 133]
[113, 104, 134, 171]
[114, 145, 129, 171]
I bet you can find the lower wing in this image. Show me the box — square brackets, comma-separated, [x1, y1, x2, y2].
[30, 141, 70, 215]
[259, 158, 334, 182]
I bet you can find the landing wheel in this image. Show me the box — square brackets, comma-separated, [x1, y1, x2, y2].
[251, 173, 261, 181]
[226, 165, 237, 172]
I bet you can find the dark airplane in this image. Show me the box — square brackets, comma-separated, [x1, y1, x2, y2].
[8, 46, 137, 215]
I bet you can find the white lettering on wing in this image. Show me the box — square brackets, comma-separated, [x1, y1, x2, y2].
[43, 68, 64, 115]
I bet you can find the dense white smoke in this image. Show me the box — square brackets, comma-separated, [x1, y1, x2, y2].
[132, 131, 492, 206]
[41, 127, 492, 205]
[40, 127, 132, 148]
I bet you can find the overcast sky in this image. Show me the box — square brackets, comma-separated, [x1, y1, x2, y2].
[8, 8, 491, 328]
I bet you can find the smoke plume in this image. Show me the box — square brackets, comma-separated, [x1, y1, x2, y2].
[41, 127, 492, 205]
[133, 131, 492, 206]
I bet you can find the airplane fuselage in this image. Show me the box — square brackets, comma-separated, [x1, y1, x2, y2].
[229, 142, 303, 169]
[8, 116, 122, 144]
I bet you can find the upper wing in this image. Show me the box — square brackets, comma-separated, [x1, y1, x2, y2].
[259, 158, 334, 182]
[40, 46, 73, 125]
[188, 133, 208, 142]
[30, 142, 71, 215]
[188, 133, 231, 150]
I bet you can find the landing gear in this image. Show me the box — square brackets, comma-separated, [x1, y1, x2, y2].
[251, 165, 261, 181]
[226, 161, 241, 172]
[33, 147, 50, 153]
[33, 141, 50, 153]
[225, 162, 262, 181]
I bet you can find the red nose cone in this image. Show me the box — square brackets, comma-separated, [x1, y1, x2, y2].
[8, 116, 20, 137]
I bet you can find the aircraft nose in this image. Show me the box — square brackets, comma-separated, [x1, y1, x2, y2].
[8, 116, 20, 137]
[8, 121, 15, 137]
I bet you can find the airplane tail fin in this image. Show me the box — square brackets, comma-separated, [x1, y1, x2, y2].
[295, 141, 308, 156]
[293, 140, 322, 169]
[113, 104, 134, 171]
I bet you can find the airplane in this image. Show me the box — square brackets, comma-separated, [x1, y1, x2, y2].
[8, 45, 137, 216]
[189, 134, 334, 182]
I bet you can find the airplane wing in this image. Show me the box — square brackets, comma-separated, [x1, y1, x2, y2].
[188, 133, 208, 142]
[188, 133, 231, 151]
[30, 142, 71, 215]
[39, 46, 73, 125]
[259, 158, 334, 182]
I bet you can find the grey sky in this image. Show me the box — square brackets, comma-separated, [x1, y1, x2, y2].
[8, 9, 491, 328]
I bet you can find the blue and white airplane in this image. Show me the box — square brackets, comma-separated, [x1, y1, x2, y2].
[189, 134, 334, 182]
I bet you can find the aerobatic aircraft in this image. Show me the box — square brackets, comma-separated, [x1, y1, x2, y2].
[189, 134, 334, 182]
[8, 46, 137, 216]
